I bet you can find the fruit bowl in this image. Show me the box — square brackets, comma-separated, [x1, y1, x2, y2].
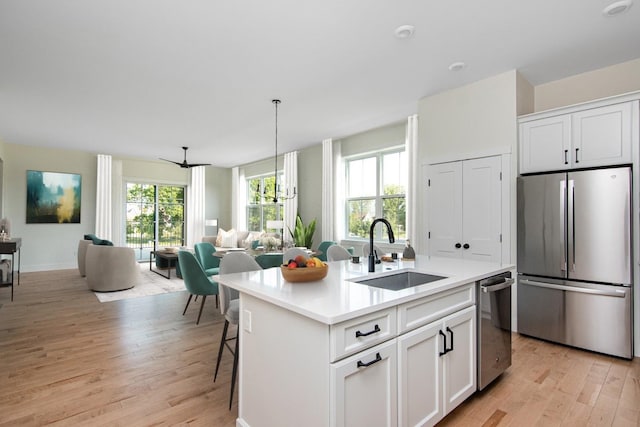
[280, 264, 329, 282]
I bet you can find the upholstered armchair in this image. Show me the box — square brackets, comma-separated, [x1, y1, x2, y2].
[85, 244, 140, 292]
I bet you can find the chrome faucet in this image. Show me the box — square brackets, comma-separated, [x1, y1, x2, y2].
[368, 218, 395, 272]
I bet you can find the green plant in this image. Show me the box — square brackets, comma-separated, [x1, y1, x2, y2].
[288, 215, 316, 248]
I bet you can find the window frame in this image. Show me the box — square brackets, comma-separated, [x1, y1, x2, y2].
[344, 146, 407, 242]
[246, 172, 284, 232]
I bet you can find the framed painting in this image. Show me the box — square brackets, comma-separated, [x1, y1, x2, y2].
[26, 170, 81, 223]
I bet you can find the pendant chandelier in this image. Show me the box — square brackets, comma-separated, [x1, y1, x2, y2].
[270, 99, 296, 203]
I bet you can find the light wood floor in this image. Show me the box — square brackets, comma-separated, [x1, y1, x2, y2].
[1, 269, 639, 426]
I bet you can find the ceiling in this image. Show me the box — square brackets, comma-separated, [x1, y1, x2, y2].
[1, 1, 639, 168]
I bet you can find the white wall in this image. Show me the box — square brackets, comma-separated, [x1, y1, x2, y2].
[416, 70, 520, 257]
[3, 142, 228, 272]
[5, 143, 98, 271]
[534, 58, 640, 112]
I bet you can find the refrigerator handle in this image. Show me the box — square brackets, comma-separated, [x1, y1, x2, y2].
[568, 179, 575, 272]
[519, 279, 628, 298]
[560, 179, 567, 272]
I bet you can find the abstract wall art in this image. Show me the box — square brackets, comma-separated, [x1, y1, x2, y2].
[26, 170, 81, 223]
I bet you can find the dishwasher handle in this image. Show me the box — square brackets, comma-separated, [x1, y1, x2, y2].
[481, 278, 514, 293]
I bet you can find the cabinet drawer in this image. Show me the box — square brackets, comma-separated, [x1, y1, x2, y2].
[330, 307, 397, 362]
[397, 283, 475, 334]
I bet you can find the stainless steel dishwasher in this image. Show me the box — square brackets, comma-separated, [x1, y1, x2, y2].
[477, 271, 513, 390]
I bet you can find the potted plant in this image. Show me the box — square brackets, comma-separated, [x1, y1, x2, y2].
[288, 215, 316, 249]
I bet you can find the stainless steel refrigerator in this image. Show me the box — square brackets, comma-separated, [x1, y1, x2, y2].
[517, 166, 633, 359]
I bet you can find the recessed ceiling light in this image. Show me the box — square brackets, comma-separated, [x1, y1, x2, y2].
[603, 0, 633, 16]
[394, 25, 415, 39]
[448, 61, 466, 71]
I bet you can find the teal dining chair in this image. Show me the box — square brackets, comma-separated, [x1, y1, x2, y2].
[178, 250, 219, 325]
[193, 242, 220, 277]
[316, 240, 336, 262]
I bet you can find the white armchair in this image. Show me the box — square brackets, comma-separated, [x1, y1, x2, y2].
[85, 244, 141, 292]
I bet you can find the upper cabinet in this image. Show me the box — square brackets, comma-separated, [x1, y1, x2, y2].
[519, 101, 635, 174]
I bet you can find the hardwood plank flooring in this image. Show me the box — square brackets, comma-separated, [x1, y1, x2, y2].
[1, 269, 639, 426]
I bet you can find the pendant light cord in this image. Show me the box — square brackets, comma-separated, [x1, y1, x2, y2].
[272, 99, 281, 203]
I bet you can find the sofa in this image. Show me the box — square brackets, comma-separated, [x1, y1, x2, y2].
[85, 244, 141, 292]
[202, 229, 280, 250]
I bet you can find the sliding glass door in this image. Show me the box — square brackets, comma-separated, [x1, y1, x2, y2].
[125, 183, 185, 261]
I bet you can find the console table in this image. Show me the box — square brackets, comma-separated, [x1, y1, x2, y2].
[0, 238, 21, 301]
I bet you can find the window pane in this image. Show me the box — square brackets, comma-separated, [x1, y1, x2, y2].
[262, 205, 277, 230]
[248, 178, 261, 204]
[348, 157, 376, 197]
[247, 206, 261, 231]
[263, 175, 276, 203]
[382, 151, 406, 195]
[383, 197, 406, 240]
[347, 199, 375, 238]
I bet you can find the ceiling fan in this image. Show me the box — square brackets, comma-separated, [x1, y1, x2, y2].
[160, 146, 211, 168]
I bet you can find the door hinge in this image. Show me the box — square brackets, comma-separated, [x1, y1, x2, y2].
[428, 179, 431, 187]
[499, 234, 502, 243]
[499, 172, 502, 181]
[428, 231, 431, 239]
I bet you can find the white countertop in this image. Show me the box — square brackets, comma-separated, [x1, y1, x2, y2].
[215, 255, 514, 325]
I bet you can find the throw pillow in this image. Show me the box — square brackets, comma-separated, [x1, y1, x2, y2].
[220, 228, 238, 248]
[215, 228, 224, 247]
[243, 231, 263, 248]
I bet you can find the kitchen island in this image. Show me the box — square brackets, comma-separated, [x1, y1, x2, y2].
[216, 255, 513, 427]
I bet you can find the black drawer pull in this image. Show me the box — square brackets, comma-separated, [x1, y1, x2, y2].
[575, 148, 579, 163]
[355, 324, 380, 338]
[439, 330, 447, 356]
[357, 352, 382, 368]
[564, 149, 568, 165]
[446, 326, 454, 352]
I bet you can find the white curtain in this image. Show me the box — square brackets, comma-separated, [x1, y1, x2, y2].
[321, 139, 334, 241]
[283, 151, 298, 243]
[333, 141, 345, 242]
[406, 114, 419, 244]
[186, 166, 206, 247]
[111, 160, 123, 246]
[232, 166, 246, 230]
[95, 154, 112, 240]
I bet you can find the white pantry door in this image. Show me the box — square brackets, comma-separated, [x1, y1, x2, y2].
[427, 156, 501, 262]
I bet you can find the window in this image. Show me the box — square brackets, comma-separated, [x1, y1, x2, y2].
[345, 149, 407, 241]
[246, 174, 284, 231]
[125, 183, 185, 260]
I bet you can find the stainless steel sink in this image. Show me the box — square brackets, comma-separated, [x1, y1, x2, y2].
[350, 271, 447, 291]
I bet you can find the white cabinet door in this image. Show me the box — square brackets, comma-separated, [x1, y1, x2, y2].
[519, 115, 571, 174]
[462, 157, 502, 262]
[442, 306, 476, 414]
[331, 339, 398, 427]
[397, 306, 477, 427]
[397, 320, 442, 427]
[427, 162, 462, 259]
[428, 157, 501, 262]
[519, 100, 636, 174]
[572, 102, 632, 168]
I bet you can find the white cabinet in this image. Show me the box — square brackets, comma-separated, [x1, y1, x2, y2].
[428, 156, 502, 262]
[398, 306, 476, 427]
[331, 339, 398, 427]
[519, 101, 634, 174]
[235, 282, 479, 427]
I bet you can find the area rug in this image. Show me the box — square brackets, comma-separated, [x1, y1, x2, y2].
[94, 264, 186, 303]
